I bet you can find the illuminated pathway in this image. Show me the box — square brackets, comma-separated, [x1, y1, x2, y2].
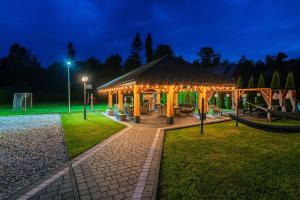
[14, 113, 228, 200]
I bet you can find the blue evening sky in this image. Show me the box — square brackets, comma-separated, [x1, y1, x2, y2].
[0, 0, 299, 66]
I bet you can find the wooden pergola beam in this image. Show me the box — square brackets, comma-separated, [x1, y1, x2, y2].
[166, 86, 174, 124]
[133, 85, 141, 123]
[118, 91, 124, 112]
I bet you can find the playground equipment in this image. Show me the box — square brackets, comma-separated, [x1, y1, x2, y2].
[12, 93, 32, 111]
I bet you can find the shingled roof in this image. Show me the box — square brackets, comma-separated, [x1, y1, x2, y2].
[98, 55, 233, 90]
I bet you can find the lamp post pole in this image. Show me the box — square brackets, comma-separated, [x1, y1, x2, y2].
[82, 76, 88, 120]
[200, 98, 204, 134]
[67, 61, 71, 113]
[84, 81, 87, 119]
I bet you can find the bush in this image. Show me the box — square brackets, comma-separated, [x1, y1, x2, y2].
[225, 94, 232, 109]
[0, 89, 13, 104]
[285, 72, 295, 89]
[209, 95, 216, 105]
[216, 93, 224, 108]
[270, 71, 281, 89]
[236, 76, 243, 88]
[257, 73, 266, 88]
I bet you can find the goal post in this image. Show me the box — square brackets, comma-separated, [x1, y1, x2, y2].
[12, 93, 33, 111]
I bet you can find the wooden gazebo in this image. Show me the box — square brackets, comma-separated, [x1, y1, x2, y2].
[98, 56, 238, 124]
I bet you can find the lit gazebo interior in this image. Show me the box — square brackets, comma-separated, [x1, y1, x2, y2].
[98, 56, 238, 124]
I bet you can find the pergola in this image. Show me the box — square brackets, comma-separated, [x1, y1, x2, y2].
[98, 56, 240, 124]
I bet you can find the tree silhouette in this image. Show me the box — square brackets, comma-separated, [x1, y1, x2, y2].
[270, 71, 281, 89]
[145, 33, 153, 63]
[124, 32, 143, 72]
[236, 76, 243, 88]
[247, 76, 254, 88]
[285, 72, 295, 89]
[257, 73, 266, 88]
[153, 44, 174, 59]
[197, 47, 221, 67]
[103, 54, 122, 78]
[234, 55, 254, 81]
[247, 76, 255, 105]
[276, 52, 288, 63]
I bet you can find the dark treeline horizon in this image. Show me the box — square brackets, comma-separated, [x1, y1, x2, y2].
[0, 32, 299, 104]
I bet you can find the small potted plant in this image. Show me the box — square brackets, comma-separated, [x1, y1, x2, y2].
[117, 110, 127, 121]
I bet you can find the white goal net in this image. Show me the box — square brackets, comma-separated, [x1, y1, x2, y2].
[12, 93, 32, 111]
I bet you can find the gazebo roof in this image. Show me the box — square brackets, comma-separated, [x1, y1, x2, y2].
[98, 55, 233, 90]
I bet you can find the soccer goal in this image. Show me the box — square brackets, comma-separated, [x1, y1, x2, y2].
[12, 93, 33, 111]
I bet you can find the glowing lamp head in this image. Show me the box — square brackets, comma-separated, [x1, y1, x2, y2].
[82, 76, 88, 82]
[66, 61, 71, 67]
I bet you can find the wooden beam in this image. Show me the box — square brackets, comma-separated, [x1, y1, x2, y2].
[268, 88, 272, 122]
[174, 92, 178, 107]
[166, 86, 174, 124]
[133, 85, 140, 123]
[118, 91, 124, 112]
[203, 88, 208, 114]
[108, 92, 113, 109]
[156, 91, 161, 104]
[198, 89, 203, 113]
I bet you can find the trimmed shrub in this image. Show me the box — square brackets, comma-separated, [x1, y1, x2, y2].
[270, 71, 281, 89]
[285, 72, 296, 89]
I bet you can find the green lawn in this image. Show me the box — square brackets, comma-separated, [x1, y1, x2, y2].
[159, 121, 300, 200]
[0, 102, 125, 159]
[0, 102, 107, 116]
[62, 112, 125, 158]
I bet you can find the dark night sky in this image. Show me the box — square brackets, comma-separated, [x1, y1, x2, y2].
[0, 0, 300, 66]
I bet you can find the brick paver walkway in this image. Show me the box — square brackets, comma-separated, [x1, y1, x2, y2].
[13, 112, 227, 200]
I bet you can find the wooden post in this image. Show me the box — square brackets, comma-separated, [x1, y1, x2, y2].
[198, 89, 203, 116]
[201, 98, 204, 134]
[118, 91, 124, 112]
[235, 90, 239, 127]
[174, 92, 178, 107]
[268, 88, 272, 122]
[108, 92, 113, 109]
[166, 86, 174, 124]
[202, 88, 207, 120]
[133, 85, 140, 123]
[106, 92, 114, 116]
[156, 91, 161, 104]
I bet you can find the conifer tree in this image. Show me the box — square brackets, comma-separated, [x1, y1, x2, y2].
[285, 72, 295, 89]
[270, 71, 281, 89]
[124, 32, 143, 72]
[145, 33, 153, 63]
[257, 73, 266, 88]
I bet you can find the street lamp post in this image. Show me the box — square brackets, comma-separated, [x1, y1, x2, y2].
[66, 61, 71, 113]
[82, 76, 88, 119]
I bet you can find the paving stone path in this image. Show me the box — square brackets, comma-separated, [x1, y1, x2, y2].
[14, 113, 228, 200]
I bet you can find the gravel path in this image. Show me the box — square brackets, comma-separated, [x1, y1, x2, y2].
[0, 114, 67, 199]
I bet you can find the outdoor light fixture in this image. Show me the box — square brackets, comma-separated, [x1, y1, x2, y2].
[82, 76, 88, 82]
[82, 76, 88, 119]
[66, 61, 72, 113]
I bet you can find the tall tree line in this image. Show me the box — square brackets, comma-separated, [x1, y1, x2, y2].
[0, 33, 176, 103]
[0, 34, 299, 104]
